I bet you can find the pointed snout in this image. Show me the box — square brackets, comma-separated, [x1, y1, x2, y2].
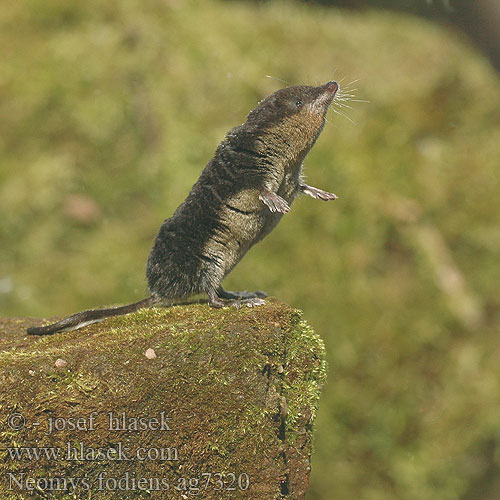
[324, 81, 339, 95]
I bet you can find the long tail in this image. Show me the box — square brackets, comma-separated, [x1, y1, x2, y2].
[27, 296, 159, 336]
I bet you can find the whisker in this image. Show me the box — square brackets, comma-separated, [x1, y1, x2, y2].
[335, 102, 353, 110]
[335, 86, 370, 106]
[343, 78, 361, 88]
[325, 112, 339, 128]
[336, 95, 356, 101]
[330, 106, 357, 125]
[265, 75, 290, 85]
[336, 95, 356, 102]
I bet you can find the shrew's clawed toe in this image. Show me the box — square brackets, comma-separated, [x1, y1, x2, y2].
[232, 298, 267, 309]
[259, 188, 291, 214]
[300, 184, 338, 201]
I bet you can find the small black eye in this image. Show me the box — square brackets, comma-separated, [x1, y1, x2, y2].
[295, 99, 303, 107]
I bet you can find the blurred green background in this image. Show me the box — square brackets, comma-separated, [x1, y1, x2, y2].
[1, 0, 500, 499]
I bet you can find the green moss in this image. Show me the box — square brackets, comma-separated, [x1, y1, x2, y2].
[0, 301, 325, 499]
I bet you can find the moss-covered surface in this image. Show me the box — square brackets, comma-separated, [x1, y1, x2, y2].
[0, 300, 326, 499]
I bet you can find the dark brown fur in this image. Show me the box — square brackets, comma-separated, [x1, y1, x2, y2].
[27, 81, 338, 335]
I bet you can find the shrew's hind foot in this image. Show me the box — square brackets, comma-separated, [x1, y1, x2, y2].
[216, 287, 267, 300]
[208, 289, 267, 309]
[231, 297, 267, 309]
[208, 294, 225, 308]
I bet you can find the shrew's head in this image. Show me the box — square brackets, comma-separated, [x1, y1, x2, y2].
[245, 81, 339, 154]
[248, 81, 337, 124]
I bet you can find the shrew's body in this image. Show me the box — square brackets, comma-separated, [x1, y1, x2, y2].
[27, 81, 339, 335]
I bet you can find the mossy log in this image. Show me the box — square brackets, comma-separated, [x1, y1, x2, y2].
[0, 300, 326, 499]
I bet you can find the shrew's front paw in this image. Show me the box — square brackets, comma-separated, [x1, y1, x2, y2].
[259, 189, 290, 213]
[300, 184, 338, 201]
